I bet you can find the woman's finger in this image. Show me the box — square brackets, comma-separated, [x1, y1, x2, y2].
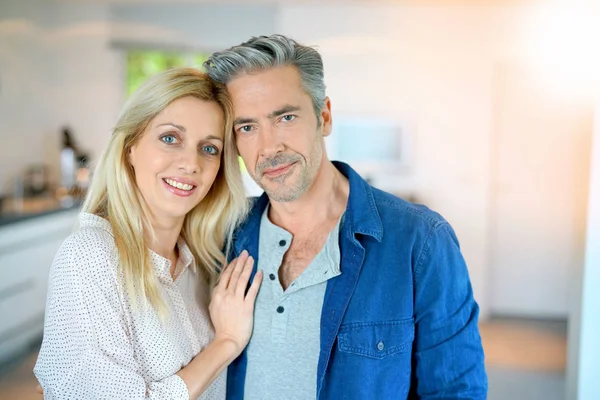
[245, 270, 263, 305]
[227, 251, 248, 293]
[218, 250, 247, 290]
[235, 256, 255, 298]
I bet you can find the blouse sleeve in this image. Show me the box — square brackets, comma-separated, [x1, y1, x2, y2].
[33, 229, 190, 400]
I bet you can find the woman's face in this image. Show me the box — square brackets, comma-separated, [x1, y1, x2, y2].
[129, 96, 225, 226]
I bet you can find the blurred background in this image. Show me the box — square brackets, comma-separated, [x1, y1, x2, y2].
[0, 0, 599, 399]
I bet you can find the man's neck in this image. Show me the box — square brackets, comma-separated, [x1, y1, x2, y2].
[267, 160, 349, 235]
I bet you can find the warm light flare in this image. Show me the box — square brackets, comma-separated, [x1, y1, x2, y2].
[524, 3, 600, 96]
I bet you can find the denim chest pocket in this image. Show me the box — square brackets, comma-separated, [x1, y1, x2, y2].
[337, 319, 415, 359]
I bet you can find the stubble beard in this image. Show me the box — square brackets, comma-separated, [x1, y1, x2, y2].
[252, 144, 323, 203]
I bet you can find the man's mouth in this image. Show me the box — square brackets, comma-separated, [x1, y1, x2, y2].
[261, 162, 295, 178]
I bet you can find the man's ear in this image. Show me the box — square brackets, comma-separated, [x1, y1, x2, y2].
[320, 96, 333, 137]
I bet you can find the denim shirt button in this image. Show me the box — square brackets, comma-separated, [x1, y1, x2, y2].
[377, 341, 385, 351]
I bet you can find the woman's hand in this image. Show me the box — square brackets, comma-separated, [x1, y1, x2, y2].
[209, 250, 263, 357]
[175, 251, 262, 398]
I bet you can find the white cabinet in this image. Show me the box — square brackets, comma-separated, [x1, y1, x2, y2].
[0, 209, 79, 365]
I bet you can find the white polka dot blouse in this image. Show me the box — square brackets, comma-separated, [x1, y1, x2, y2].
[33, 212, 226, 400]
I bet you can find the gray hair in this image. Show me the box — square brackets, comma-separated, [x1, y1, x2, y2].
[204, 34, 326, 125]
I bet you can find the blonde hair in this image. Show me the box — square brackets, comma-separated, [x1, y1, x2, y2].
[82, 67, 248, 313]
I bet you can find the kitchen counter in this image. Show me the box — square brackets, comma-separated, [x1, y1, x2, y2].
[0, 196, 82, 227]
[0, 203, 79, 366]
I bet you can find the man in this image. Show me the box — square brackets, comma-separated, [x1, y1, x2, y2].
[204, 34, 487, 399]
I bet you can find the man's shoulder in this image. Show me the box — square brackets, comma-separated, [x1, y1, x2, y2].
[233, 196, 266, 241]
[245, 196, 265, 219]
[248, 196, 261, 206]
[370, 186, 448, 231]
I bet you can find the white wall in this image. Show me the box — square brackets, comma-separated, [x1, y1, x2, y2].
[488, 63, 593, 318]
[110, 3, 278, 51]
[0, 1, 121, 193]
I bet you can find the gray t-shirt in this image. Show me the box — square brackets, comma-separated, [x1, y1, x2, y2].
[243, 206, 342, 400]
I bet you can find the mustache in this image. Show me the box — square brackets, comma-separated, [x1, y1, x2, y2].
[256, 154, 301, 175]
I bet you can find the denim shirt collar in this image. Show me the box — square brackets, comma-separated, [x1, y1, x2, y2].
[233, 161, 383, 255]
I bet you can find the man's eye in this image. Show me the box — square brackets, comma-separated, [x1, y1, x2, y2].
[161, 135, 177, 144]
[282, 115, 296, 122]
[239, 125, 253, 134]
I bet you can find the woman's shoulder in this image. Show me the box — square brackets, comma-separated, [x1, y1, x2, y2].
[47, 214, 126, 317]
[53, 213, 119, 275]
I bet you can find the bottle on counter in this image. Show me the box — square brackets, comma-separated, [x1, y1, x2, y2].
[74, 153, 91, 198]
[59, 127, 78, 206]
[12, 175, 24, 213]
[60, 128, 77, 191]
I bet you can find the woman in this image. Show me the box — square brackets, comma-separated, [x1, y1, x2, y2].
[34, 68, 263, 399]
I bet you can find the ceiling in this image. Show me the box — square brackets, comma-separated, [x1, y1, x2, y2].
[49, 0, 548, 5]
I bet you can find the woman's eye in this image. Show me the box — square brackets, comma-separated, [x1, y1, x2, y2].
[161, 135, 178, 144]
[202, 145, 219, 156]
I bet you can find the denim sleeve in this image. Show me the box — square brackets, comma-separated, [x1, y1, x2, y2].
[410, 222, 488, 399]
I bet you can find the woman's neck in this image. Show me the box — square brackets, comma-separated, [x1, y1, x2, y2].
[146, 215, 185, 276]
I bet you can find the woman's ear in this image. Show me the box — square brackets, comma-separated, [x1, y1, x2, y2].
[128, 146, 136, 169]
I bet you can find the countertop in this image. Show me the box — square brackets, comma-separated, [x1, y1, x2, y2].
[0, 196, 81, 227]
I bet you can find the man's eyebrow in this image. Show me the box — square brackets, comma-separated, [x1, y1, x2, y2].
[267, 105, 300, 119]
[233, 105, 301, 126]
[156, 123, 186, 132]
[233, 117, 257, 126]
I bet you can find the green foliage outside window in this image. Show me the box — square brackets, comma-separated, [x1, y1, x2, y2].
[126, 50, 209, 96]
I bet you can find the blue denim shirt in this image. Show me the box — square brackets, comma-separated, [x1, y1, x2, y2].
[227, 161, 488, 399]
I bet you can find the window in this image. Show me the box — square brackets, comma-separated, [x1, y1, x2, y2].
[126, 50, 210, 96]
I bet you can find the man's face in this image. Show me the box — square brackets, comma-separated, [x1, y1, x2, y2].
[227, 66, 332, 202]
